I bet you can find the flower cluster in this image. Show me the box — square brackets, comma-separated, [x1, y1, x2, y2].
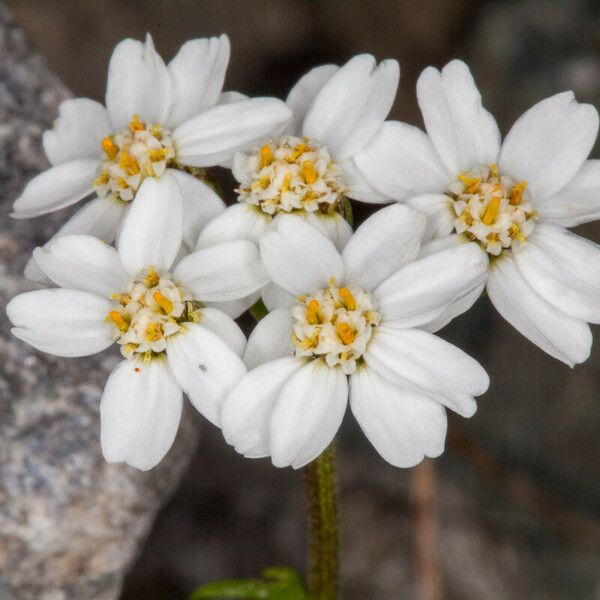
[7, 34, 600, 472]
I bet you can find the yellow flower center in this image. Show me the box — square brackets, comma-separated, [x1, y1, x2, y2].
[106, 267, 201, 360]
[291, 279, 380, 375]
[93, 114, 176, 203]
[447, 163, 538, 256]
[235, 135, 347, 216]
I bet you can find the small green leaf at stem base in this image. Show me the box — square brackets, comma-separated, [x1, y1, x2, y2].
[190, 567, 312, 600]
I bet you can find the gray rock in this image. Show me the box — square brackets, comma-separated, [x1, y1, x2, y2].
[0, 5, 200, 599]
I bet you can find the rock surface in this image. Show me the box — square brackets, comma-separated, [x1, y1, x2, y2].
[0, 5, 201, 599]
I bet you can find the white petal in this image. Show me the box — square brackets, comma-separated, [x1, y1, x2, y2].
[167, 169, 225, 248]
[7, 289, 114, 357]
[174, 240, 268, 302]
[221, 357, 304, 458]
[350, 366, 447, 468]
[105, 34, 171, 129]
[342, 204, 426, 290]
[100, 357, 183, 471]
[259, 215, 344, 296]
[514, 224, 600, 323]
[270, 360, 348, 469]
[374, 242, 488, 328]
[353, 121, 450, 201]
[418, 233, 462, 257]
[487, 254, 591, 366]
[24, 196, 128, 285]
[167, 35, 230, 127]
[499, 92, 599, 201]
[417, 60, 501, 175]
[207, 292, 260, 319]
[11, 159, 98, 218]
[340, 157, 391, 203]
[173, 98, 292, 167]
[405, 194, 455, 242]
[218, 91, 249, 105]
[420, 281, 485, 334]
[199, 307, 247, 357]
[166, 323, 246, 426]
[243, 308, 293, 370]
[117, 175, 183, 276]
[535, 160, 600, 227]
[364, 327, 488, 417]
[43, 98, 111, 165]
[305, 212, 352, 252]
[261, 282, 296, 312]
[195, 203, 271, 249]
[286, 64, 339, 132]
[33, 234, 127, 297]
[303, 55, 399, 160]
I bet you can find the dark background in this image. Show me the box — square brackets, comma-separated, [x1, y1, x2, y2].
[6, 1, 600, 598]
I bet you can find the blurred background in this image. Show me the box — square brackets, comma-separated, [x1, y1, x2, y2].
[4, 0, 600, 598]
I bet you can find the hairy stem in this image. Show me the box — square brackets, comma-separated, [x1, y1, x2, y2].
[304, 443, 340, 600]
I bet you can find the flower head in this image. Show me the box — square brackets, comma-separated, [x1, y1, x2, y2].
[12, 34, 292, 282]
[221, 207, 489, 469]
[7, 178, 269, 470]
[195, 54, 399, 256]
[354, 59, 600, 366]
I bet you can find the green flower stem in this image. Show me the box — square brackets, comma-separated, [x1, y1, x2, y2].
[304, 443, 340, 600]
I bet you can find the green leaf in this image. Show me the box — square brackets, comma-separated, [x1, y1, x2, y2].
[190, 567, 309, 600]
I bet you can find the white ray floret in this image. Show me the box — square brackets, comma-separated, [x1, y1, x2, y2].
[6, 182, 269, 471]
[221, 208, 489, 469]
[353, 59, 600, 366]
[12, 33, 292, 280]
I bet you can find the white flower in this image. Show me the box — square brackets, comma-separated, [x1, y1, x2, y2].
[220, 207, 489, 469]
[353, 59, 600, 366]
[194, 54, 399, 256]
[12, 34, 292, 281]
[6, 177, 269, 471]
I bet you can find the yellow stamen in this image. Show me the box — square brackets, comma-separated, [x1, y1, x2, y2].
[281, 172, 292, 194]
[336, 322, 356, 345]
[510, 181, 527, 205]
[307, 299, 320, 324]
[458, 173, 481, 193]
[339, 287, 356, 311]
[259, 144, 273, 168]
[149, 148, 167, 162]
[119, 151, 140, 175]
[482, 196, 501, 225]
[302, 160, 318, 184]
[489, 162, 499, 178]
[111, 292, 131, 306]
[107, 310, 128, 332]
[93, 171, 110, 187]
[129, 114, 144, 132]
[153, 291, 173, 314]
[145, 267, 160, 287]
[300, 332, 320, 350]
[101, 137, 118, 160]
[145, 322, 163, 342]
[509, 223, 526, 244]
